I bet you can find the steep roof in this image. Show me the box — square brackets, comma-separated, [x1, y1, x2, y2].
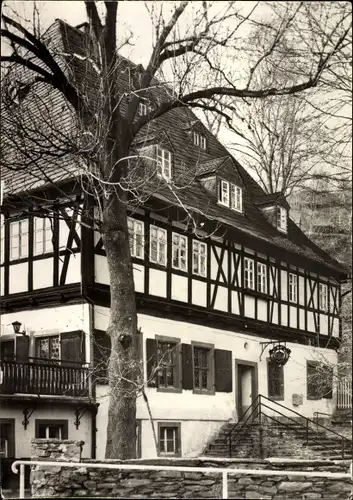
[1, 19, 347, 278]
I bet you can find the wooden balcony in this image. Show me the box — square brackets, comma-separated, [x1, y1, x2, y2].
[0, 358, 91, 398]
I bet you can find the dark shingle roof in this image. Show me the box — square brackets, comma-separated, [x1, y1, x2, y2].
[1, 19, 347, 278]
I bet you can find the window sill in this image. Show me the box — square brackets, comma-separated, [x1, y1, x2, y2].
[157, 387, 182, 394]
[193, 388, 215, 396]
[158, 451, 181, 458]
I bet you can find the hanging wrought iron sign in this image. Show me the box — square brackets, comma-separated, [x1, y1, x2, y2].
[259, 340, 291, 365]
[268, 344, 291, 366]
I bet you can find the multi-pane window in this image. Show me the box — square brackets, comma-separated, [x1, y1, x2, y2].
[244, 258, 255, 290]
[9, 219, 28, 260]
[230, 184, 243, 212]
[127, 217, 144, 259]
[219, 180, 230, 206]
[193, 131, 207, 150]
[192, 240, 207, 277]
[34, 217, 53, 255]
[218, 180, 243, 212]
[319, 283, 328, 311]
[289, 273, 298, 303]
[138, 101, 153, 116]
[257, 262, 267, 294]
[35, 336, 60, 361]
[268, 361, 284, 400]
[193, 344, 214, 392]
[307, 361, 333, 400]
[157, 340, 180, 389]
[150, 225, 167, 266]
[35, 420, 68, 439]
[277, 206, 288, 233]
[159, 424, 180, 456]
[156, 146, 172, 180]
[172, 233, 187, 271]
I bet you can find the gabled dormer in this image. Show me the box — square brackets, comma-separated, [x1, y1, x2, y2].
[135, 131, 174, 181]
[197, 157, 245, 213]
[183, 119, 208, 152]
[254, 192, 290, 234]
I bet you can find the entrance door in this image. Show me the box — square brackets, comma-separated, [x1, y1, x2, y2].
[235, 361, 258, 421]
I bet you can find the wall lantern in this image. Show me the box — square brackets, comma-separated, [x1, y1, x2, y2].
[259, 340, 291, 366]
[12, 321, 26, 335]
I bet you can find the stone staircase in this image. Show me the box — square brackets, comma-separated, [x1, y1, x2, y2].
[203, 396, 352, 460]
[204, 418, 353, 460]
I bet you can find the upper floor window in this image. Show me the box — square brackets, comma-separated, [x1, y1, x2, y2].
[219, 180, 243, 212]
[193, 131, 207, 150]
[192, 240, 207, 277]
[34, 217, 53, 255]
[289, 273, 298, 303]
[319, 283, 328, 311]
[10, 219, 28, 260]
[127, 217, 144, 259]
[35, 335, 60, 361]
[156, 146, 172, 181]
[244, 257, 255, 290]
[277, 206, 288, 233]
[156, 337, 181, 391]
[192, 342, 215, 394]
[172, 233, 187, 271]
[257, 262, 267, 294]
[150, 225, 167, 266]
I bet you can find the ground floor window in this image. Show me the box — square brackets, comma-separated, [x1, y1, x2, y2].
[136, 420, 141, 459]
[35, 420, 68, 439]
[267, 360, 284, 400]
[158, 422, 181, 457]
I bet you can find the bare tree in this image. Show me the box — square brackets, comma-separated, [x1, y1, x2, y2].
[1, 1, 351, 459]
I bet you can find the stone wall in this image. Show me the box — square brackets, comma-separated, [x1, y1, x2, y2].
[30, 440, 352, 499]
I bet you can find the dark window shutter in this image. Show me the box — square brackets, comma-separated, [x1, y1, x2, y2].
[322, 366, 333, 399]
[61, 331, 85, 364]
[182, 343, 193, 390]
[1, 340, 15, 360]
[93, 330, 111, 383]
[215, 349, 232, 392]
[16, 336, 29, 363]
[146, 338, 157, 387]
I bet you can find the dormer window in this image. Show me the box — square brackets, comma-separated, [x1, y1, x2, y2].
[193, 131, 207, 150]
[138, 100, 153, 116]
[156, 146, 172, 181]
[277, 206, 288, 233]
[218, 180, 243, 212]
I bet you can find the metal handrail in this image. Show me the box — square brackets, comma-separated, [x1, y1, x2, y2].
[224, 395, 352, 459]
[260, 394, 351, 442]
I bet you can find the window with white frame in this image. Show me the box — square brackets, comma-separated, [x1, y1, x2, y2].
[319, 283, 328, 311]
[289, 273, 298, 303]
[219, 180, 230, 206]
[35, 420, 68, 440]
[34, 217, 53, 255]
[230, 184, 243, 212]
[219, 180, 243, 212]
[138, 101, 153, 116]
[257, 262, 267, 294]
[193, 131, 207, 150]
[127, 217, 144, 259]
[277, 206, 288, 233]
[192, 240, 207, 277]
[158, 423, 180, 456]
[9, 219, 28, 260]
[156, 146, 172, 181]
[172, 233, 187, 271]
[150, 225, 167, 266]
[244, 257, 255, 290]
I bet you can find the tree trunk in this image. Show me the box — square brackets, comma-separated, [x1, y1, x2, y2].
[102, 169, 138, 459]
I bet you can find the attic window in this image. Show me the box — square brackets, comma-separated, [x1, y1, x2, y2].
[156, 146, 172, 181]
[138, 100, 153, 116]
[277, 206, 288, 233]
[218, 180, 243, 212]
[193, 131, 207, 150]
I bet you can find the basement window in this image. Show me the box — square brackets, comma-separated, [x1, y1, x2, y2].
[35, 420, 68, 439]
[158, 422, 181, 456]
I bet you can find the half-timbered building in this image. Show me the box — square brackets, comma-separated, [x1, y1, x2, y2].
[0, 19, 348, 466]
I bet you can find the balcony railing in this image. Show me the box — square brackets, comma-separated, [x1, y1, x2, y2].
[0, 358, 91, 397]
